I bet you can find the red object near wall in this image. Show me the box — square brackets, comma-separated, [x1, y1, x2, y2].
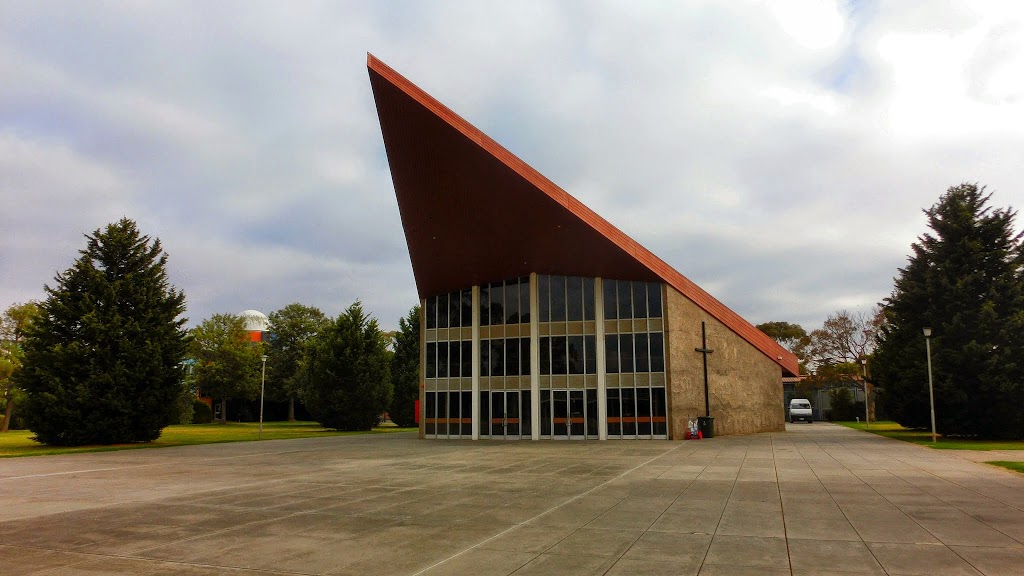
[414, 399, 420, 424]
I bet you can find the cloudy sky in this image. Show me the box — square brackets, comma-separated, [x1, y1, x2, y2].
[2, 1, 1022, 332]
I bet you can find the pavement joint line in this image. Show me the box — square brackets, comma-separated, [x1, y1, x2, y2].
[790, 426, 892, 572]
[843, 427, 1024, 546]
[0, 446, 363, 482]
[0, 543, 317, 576]
[799, 424, 1024, 571]
[691, 440, 740, 576]
[0, 431, 425, 483]
[771, 431, 796, 575]
[406, 441, 686, 576]
[30, 484, 430, 570]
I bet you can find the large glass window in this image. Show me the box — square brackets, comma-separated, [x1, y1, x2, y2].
[461, 289, 472, 326]
[449, 292, 461, 328]
[539, 336, 551, 375]
[489, 339, 503, 376]
[489, 281, 505, 325]
[437, 342, 449, 378]
[437, 294, 449, 329]
[426, 297, 437, 329]
[436, 391, 448, 436]
[647, 283, 662, 317]
[551, 336, 567, 374]
[652, 388, 667, 435]
[505, 338, 520, 376]
[567, 335, 584, 375]
[426, 342, 437, 378]
[650, 333, 665, 372]
[449, 342, 461, 377]
[584, 335, 596, 374]
[634, 333, 650, 373]
[550, 275, 566, 322]
[637, 387, 652, 436]
[449, 392, 460, 437]
[538, 335, 596, 376]
[566, 276, 583, 321]
[425, 392, 436, 435]
[583, 278, 595, 321]
[520, 337, 531, 376]
[480, 340, 490, 377]
[619, 334, 634, 373]
[621, 387, 636, 435]
[538, 275, 550, 323]
[632, 281, 647, 319]
[461, 341, 472, 377]
[479, 337, 534, 377]
[603, 280, 617, 320]
[607, 388, 621, 436]
[479, 285, 490, 326]
[605, 335, 619, 374]
[461, 391, 472, 435]
[505, 280, 520, 324]
[617, 281, 633, 320]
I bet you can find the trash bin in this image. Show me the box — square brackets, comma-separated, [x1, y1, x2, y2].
[697, 416, 714, 438]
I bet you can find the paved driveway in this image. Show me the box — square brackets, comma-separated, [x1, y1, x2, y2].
[1, 423, 1022, 575]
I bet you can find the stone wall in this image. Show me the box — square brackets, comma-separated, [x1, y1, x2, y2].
[665, 287, 784, 438]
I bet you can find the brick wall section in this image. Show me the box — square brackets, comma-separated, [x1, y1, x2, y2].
[665, 287, 784, 438]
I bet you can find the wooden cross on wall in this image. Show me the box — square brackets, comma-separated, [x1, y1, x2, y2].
[694, 321, 713, 417]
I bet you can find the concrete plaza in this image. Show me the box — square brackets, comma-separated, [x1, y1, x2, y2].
[1, 424, 1023, 575]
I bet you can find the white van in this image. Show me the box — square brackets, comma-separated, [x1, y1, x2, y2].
[789, 399, 813, 423]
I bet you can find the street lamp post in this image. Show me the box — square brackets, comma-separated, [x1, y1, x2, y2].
[861, 358, 869, 430]
[259, 354, 268, 440]
[923, 327, 937, 443]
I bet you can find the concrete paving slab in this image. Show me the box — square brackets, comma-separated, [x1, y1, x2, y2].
[787, 539, 886, 574]
[867, 542, 985, 575]
[1, 423, 1024, 575]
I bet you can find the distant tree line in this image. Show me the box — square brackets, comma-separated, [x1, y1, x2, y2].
[4, 218, 422, 446]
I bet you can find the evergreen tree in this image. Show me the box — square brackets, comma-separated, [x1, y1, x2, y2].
[874, 184, 1024, 438]
[756, 320, 810, 372]
[302, 301, 392, 431]
[189, 314, 263, 423]
[389, 306, 420, 427]
[17, 219, 189, 445]
[266, 303, 328, 421]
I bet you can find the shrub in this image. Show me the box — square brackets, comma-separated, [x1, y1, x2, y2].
[192, 400, 214, 424]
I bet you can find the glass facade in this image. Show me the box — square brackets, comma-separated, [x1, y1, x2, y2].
[423, 275, 668, 440]
[481, 277, 529, 326]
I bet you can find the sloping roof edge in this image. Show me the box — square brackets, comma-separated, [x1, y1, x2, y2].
[367, 53, 798, 377]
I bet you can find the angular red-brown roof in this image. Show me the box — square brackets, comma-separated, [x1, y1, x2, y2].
[368, 54, 798, 377]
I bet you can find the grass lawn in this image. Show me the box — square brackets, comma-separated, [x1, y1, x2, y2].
[837, 420, 1024, 451]
[0, 421, 417, 458]
[989, 461, 1024, 474]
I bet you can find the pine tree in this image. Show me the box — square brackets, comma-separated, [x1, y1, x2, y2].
[874, 184, 1024, 438]
[389, 306, 420, 427]
[266, 303, 328, 421]
[17, 219, 189, 445]
[302, 301, 392, 431]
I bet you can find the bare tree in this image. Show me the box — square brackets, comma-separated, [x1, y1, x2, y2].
[808, 308, 882, 366]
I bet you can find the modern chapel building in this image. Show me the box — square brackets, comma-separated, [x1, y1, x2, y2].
[368, 55, 799, 441]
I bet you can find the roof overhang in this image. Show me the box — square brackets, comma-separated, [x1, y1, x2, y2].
[368, 54, 799, 377]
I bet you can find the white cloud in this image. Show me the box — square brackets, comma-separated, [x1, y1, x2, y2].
[1, 0, 1022, 333]
[0, 132, 140, 300]
[769, 0, 846, 50]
